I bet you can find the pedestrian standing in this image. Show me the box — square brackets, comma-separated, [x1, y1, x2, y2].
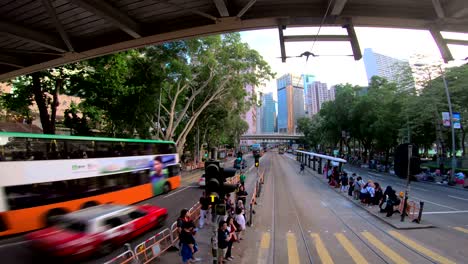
[354, 176, 364, 200]
[217, 221, 231, 264]
[340, 173, 349, 192]
[225, 216, 238, 261]
[179, 222, 201, 263]
[348, 176, 355, 196]
[234, 207, 246, 241]
[236, 185, 248, 206]
[199, 191, 210, 228]
[300, 163, 305, 174]
[240, 173, 246, 186]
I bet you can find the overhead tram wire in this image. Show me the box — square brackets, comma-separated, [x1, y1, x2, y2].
[310, 0, 334, 53]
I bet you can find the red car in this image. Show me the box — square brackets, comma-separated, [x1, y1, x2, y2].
[26, 204, 168, 259]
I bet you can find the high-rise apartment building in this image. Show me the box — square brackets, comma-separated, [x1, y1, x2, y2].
[241, 84, 257, 145]
[277, 74, 305, 134]
[305, 81, 336, 117]
[363, 48, 411, 83]
[261, 92, 276, 133]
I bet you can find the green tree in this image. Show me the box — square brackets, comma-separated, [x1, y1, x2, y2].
[3, 65, 84, 134]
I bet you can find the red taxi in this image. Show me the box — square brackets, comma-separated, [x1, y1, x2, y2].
[26, 204, 168, 259]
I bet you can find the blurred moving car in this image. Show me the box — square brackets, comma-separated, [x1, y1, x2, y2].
[198, 174, 206, 187]
[26, 204, 168, 259]
[278, 148, 285, 154]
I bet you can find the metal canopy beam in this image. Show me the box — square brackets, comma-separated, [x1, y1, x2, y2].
[213, 0, 229, 17]
[445, 0, 468, 18]
[431, 0, 445, 18]
[284, 35, 350, 42]
[237, 0, 257, 18]
[430, 27, 454, 63]
[0, 54, 24, 68]
[0, 48, 62, 56]
[41, 0, 74, 51]
[0, 21, 66, 52]
[159, 0, 218, 22]
[278, 25, 286, 63]
[343, 21, 362, 60]
[445, 39, 468, 46]
[70, 0, 142, 38]
[331, 0, 348, 16]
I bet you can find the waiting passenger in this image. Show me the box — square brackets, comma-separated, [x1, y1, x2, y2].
[373, 182, 383, 205]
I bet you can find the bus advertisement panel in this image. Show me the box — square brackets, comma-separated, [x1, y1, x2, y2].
[0, 132, 180, 236]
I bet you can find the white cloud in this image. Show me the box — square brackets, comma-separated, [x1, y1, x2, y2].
[241, 27, 468, 99]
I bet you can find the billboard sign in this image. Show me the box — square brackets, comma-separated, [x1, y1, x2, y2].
[453, 112, 461, 129]
[442, 112, 451, 127]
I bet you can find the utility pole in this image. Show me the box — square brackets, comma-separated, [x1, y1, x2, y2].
[401, 144, 412, 222]
[441, 72, 457, 183]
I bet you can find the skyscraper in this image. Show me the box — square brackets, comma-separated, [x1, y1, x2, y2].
[303, 74, 315, 116]
[277, 74, 305, 134]
[363, 48, 410, 83]
[261, 92, 276, 133]
[305, 81, 336, 117]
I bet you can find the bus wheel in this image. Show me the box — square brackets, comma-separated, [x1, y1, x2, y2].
[163, 182, 171, 194]
[44, 208, 68, 226]
[81, 201, 99, 209]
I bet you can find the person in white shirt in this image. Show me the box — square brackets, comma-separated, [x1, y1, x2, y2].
[234, 207, 246, 241]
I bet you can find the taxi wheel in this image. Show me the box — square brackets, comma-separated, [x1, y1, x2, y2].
[157, 216, 167, 228]
[98, 242, 113, 256]
[163, 183, 171, 194]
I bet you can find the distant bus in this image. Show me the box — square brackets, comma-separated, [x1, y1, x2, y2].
[0, 132, 181, 236]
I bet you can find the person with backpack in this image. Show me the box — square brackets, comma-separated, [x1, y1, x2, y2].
[354, 176, 364, 200]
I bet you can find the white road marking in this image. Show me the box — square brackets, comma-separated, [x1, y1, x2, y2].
[0, 241, 29, 249]
[412, 196, 459, 210]
[448, 195, 468, 202]
[163, 186, 193, 198]
[422, 210, 468, 215]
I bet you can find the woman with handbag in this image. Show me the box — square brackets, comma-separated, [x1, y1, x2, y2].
[225, 216, 238, 261]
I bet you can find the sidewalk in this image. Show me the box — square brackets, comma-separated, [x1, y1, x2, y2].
[157, 158, 261, 264]
[302, 165, 434, 230]
[345, 164, 468, 191]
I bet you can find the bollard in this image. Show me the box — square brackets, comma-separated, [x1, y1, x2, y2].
[415, 201, 424, 224]
[400, 191, 409, 222]
[313, 156, 316, 171]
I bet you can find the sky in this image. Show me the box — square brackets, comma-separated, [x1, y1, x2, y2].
[240, 27, 468, 99]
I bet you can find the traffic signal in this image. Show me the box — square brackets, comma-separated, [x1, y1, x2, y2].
[254, 155, 259, 167]
[204, 161, 238, 213]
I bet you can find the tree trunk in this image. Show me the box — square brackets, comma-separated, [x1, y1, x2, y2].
[50, 78, 63, 135]
[31, 73, 53, 134]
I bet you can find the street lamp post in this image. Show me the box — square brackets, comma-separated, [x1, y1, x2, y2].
[414, 63, 457, 183]
[440, 72, 457, 183]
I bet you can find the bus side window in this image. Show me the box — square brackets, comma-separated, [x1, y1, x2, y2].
[166, 164, 181, 178]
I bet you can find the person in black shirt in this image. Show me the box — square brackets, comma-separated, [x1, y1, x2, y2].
[236, 185, 248, 206]
[180, 222, 201, 263]
[217, 221, 231, 264]
[199, 191, 211, 228]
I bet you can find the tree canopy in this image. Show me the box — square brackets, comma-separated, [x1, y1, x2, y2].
[2, 33, 274, 156]
[297, 63, 468, 162]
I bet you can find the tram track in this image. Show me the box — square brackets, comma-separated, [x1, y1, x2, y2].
[279, 154, 437, 264]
